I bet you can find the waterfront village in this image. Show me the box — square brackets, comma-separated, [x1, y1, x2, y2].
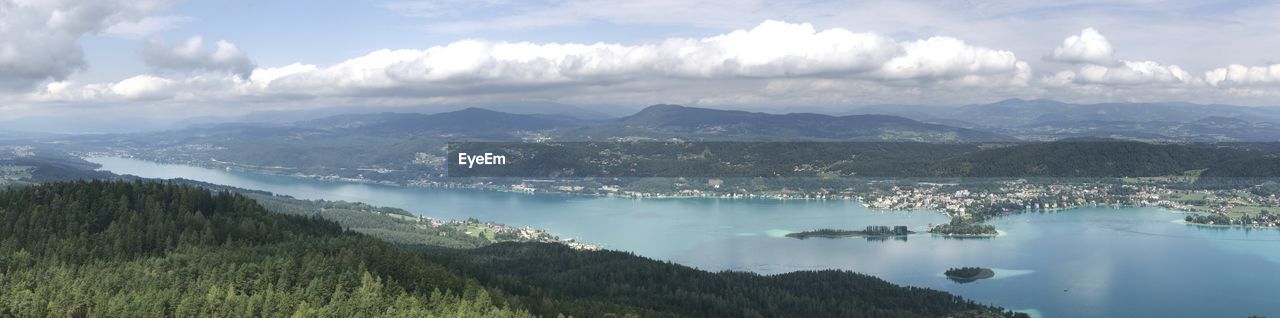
[448, 177, 1280, 228]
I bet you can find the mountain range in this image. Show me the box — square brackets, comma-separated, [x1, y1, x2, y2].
[564, 104, 1013, 142]
[260, 104, 1007, 142]
[841, 99, 1280, 141]
[9, 99, 1280, 141]
[239, 100, 1280, 142]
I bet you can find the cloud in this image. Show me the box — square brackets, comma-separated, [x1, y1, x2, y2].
[271, 20, 1028, 93]
[143, 36, 256, 78]
[110, 75, 175, 99]
[27, 20, 1032, 109]
[35, 19, 1280, 113]
[103, 15, 193, 38]
[1205, 64, 1280, 87]
[1043, 28, 1200, 87]
[1048, 61, 1196, 86]
[1049, 28, 1115, 65]
[0, 0, 178, 91]
[880, 36, 1030, 86]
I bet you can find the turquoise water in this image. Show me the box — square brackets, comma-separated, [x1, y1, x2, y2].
[91, 157, 1280, 318]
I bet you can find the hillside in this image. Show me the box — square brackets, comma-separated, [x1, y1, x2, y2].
[1006, 118, 1280, 142]
[447, 139, 1280, 179]
[302, 107, 586, 138]
[572, 104, 1013, 142]
[0, 181, 1026, 317]
[844, 99, 1280, 141]
[935, 139, 1249, 177]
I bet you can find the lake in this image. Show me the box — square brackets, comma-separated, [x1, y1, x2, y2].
[91, 157, 1280, 318]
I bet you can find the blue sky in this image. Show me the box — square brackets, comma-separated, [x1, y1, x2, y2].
[3, 0, 1280, 121]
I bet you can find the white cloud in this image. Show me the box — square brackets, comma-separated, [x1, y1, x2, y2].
[143, 36, 256, 78]
[0, 0, 178, 91]
[1049, 28, 1115, 65]
[1055, 61, 1197, 85]
[27, 20, 1033, 109]
[24, 17, 1280, 116]
[1043, 28, 1200, 88]
[1206, 64, 1280, 87]
[275, 20, 1028, 92]
[110, 75, 175, 99]
[880, 36, 1030, 86]
[102, 15, 193, 38]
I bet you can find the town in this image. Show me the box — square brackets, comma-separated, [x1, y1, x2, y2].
[78, 148, 1280, 230]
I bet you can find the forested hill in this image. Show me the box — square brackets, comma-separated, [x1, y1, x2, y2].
[300, 107, 587, 138]
[0, 180, 514, 317]
[935, 139, 1252, 177]
[584, 104, 1013, 142]
[418, 243, 1026, 318]
[0, 181, 1027, 318]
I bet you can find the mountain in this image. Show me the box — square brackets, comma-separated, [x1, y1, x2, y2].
[1008, 117, 1280, 141]
[0, 115, 174, 134]
[566, 104, 1014, 142]
[838, 99, 1280, 141]
[933, 139, 1256, 177]
[846, 99, 1280, 129]
[302, 107, 587, 138]
[177, 101, 622, 128]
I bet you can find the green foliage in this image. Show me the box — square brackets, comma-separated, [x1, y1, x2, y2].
[243, 193, 489, 249]
[944, 267, 991, 279]
[418, 243, 1028, 318]
[0, 180, 528, 317]
[0, 181, 1024, 318]
[931, 218, 998, 236]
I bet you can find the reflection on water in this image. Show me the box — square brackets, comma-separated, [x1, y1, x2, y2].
[862, 235, 909, 242]
[91, 157, 1280, 318]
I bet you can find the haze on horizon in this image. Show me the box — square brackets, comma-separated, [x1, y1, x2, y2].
[3, 0, 1280, 127]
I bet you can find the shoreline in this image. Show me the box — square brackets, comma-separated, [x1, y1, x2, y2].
[785, 229, 917, 239]
[1180, 220, 1280, 229]
[930, 229, 1005, 238]
[89, 156, 1270, 233]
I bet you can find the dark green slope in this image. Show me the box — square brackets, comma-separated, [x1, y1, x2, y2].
[303, 107, 585, 138]
[421, 242, 1026, 318]
[935, 139, 1265, 178]
[0, 180, 508, 317]
[0, 181, 1025, 317]
[574, 104, 1014, 142]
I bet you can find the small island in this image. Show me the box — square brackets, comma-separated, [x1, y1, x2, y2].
[945, 267, 995, 283]
[786, 226, 914, 239]
[930, 218, 999, 237]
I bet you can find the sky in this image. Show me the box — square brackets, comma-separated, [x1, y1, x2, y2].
[3, 0, 1280, 122]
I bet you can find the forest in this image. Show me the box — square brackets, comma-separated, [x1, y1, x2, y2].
[0, 181, 1027, 317]
[930, 218, 999, 236]
[447, 140, 1280, 179]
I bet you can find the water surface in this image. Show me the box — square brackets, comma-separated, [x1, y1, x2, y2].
[92, 157, 1280, 318]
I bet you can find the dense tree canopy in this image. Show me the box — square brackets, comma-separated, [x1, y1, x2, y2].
[0, 181, 1025, 317]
